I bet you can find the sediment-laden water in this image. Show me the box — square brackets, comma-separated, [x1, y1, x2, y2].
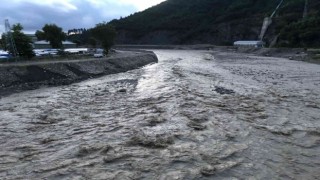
[0, 50, 319, 179]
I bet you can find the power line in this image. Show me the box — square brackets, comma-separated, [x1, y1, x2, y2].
[271, 0, 284, 18]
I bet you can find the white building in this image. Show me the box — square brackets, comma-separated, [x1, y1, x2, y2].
[0, 50, 9, 59]
[64, 48, 88, 54]
[234, 41, 265, 48]
[33, 40, 77, 49]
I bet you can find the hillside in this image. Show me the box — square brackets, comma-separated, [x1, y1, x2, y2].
[109, 0, 320, 47]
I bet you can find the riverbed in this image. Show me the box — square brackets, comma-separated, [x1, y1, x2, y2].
[0, 50, 319, 179]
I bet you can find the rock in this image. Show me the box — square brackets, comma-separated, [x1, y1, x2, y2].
[225, 132, 236, 139]
[38, 114, 48, 120]
[118, 88, 127, 93]
[128, 131, 174, 148]
[103, 154, 130, 163]
[214, 86, 235, 95]
[145, 116, 167, 126]
[187, 121, 207, 131]
[77, 144, 112, 157]
[305, 102, 319, 109]
[200, 165, 217, 176]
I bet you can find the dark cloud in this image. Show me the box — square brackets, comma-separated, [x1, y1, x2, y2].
[0, 1, 137, 33]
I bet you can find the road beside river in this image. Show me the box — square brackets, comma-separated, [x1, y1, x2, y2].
[1, 50, 319, 179]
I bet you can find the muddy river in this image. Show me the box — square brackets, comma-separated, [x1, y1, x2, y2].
[0, 50, 319, 179]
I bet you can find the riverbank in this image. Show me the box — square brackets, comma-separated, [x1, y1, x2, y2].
[0, 50, 158, 97]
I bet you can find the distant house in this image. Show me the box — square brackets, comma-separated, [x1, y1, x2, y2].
[26, 34, 38, 43]
[234, 41, 265, 48]
[62, 41, 77, 49]
[33, 40, 77, 49]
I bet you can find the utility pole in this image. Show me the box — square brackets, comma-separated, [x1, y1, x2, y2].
[259, 0, 284, 41]
[4, 19, 19, 58]
[270, 0, 284, 18]
[303, 0, 308, 18]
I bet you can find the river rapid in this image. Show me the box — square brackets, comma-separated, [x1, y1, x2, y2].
[0, 50, 319, 179]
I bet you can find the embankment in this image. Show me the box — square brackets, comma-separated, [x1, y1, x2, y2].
[0, 51, 158, 97]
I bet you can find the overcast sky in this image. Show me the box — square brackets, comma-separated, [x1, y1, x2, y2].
[0, 0, 166, 34]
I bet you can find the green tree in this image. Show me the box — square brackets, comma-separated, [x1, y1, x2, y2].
[35, 30, 45, 40]
[90, 23, 116, 54]
[2, 23, 35, 59]
[278, 17, 320, 47]
[37, 24, 66, 49]
[88, 37, 97, 48]
[0, 37, 3, 49]
[1, 34, 6, 49]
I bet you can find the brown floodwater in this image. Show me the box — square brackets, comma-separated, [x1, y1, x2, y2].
[0, 50, 319, 179]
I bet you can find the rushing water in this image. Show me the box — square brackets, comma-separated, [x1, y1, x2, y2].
[0, 50, 320, 179]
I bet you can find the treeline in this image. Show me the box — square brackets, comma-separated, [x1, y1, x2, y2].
[1, 22, 116, 60]
[65, 25, 116, 52]
[36, 23, 116, 52]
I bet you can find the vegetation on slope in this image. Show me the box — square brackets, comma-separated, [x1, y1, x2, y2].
[277, 0, 320, 47]
[109, 0, 320, 47]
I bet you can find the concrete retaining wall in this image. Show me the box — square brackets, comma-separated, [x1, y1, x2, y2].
[0, 51, 158, 96]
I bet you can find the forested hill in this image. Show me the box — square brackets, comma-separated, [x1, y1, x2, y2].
[109, 0, 320, 47]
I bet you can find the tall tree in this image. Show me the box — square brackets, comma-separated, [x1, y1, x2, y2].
[0, 38, 3, 49]
[2, 23, 34, 59]
[90, 23, 116, 54]
[35, 30, 45, 40]
[37, 24, 66, 49]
